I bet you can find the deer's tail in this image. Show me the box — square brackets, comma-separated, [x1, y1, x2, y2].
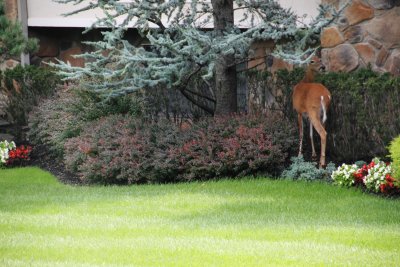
[320, 95, 329, 123]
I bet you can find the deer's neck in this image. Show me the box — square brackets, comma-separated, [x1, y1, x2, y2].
[302, 69, 315, 83]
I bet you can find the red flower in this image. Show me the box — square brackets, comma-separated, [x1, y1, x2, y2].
[7, 145, 32, 165]
[380, 184, 387, 193]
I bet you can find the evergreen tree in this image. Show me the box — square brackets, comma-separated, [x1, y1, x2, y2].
[0, 0, 37, 63]
[54, 0, 339, 115]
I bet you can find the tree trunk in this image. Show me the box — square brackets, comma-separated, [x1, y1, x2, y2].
[212, 0, 237, 115]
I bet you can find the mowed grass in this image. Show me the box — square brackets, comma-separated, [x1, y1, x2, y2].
[0, 167, 400, 266]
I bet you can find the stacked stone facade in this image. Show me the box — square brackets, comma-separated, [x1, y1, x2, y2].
[321, 0, 400, 75]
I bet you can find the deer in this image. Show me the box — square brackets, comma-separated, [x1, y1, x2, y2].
[292, 56, 331, 168]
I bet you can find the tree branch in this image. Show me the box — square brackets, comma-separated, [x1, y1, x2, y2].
[178, 87, 215, 115]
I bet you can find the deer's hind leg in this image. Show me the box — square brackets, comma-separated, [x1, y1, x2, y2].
[309, 121, 317, 160]
[308, 110, 327, 168]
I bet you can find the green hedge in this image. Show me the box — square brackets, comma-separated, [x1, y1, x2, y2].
[0, 65, 60, 126]
[248, 67, 400, 163]
[318, 69, 400, 163]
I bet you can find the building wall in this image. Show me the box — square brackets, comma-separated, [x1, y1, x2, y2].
[26, 0, 321, 27]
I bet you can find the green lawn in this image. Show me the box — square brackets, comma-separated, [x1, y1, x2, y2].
[0, 167, 399, 266]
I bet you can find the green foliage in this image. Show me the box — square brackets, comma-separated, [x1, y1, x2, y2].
[388, 135, 400, 179]
[331, 163, 359, 187]
[317, 68, 400, 163]
[52, 0, 334, 113]
[281, 156, 335, 181]
[0, 65, 60, 127]
[249, 67, 400, 163]
[70, 89, 143, 121]
[0, 0, 37, 62]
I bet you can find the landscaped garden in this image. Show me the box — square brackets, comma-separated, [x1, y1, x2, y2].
[1, 167, 400, 266]
[1, 0, 400, 265]
[1, 61, 400, 266]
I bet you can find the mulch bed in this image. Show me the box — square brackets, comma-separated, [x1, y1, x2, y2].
[29, 145, 82, 185]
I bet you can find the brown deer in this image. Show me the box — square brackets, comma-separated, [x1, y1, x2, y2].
[292, 56, 331, 168]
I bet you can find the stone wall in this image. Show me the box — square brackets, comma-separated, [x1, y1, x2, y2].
[321, 0, 400, 75]
[3, 0, 17, 22]
[0, 0, 20, 71]
[29, 27, 144, 68]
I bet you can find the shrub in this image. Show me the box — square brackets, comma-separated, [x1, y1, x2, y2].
[363, 159, 393, 193]
[64, 115, 182, 184]
[0, 65, 60, 126]
[248, 67, 400, 163]
[28, 87, 143, 159]
[64, 113, 297, 184]
[0, 140, 15, 165]
[281, 156, 335, 181]
[174, 113, 296, 181]
[318, 69, 400, 163]
[28, 88, 81, 158]
[388, 135, 400, 180]
[331, 163, 359, 187]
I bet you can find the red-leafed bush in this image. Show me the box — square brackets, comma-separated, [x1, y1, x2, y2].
[64, 113, 297, 184]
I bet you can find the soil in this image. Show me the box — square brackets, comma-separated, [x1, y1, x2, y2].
[30, 145, 82, 185]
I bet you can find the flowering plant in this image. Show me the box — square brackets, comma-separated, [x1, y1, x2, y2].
[363, 158, 393, 193]
[7, 145, 32, 166]
[331, 158, 399, 195]
[331, 163, 359, 187]
[0, 140, 16, 165]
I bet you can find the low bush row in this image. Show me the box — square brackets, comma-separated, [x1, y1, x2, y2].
[27, 79, 298, 184]
[63, 113, 297, 184]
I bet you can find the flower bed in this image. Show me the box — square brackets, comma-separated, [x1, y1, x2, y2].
[0, 140, 32, 167]
[331, 158, 400, 196]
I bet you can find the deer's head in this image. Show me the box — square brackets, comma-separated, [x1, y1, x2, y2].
[308, 56, 326, 73]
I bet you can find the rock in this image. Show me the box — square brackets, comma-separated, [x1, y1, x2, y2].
[269, 56, 293, 73]
[385, 51, 400, 75]
[367, 0, 395, 9]
[321, 26, 345, 48]
[368, 38, 383, 49]
[345, 0, 374, 25]
[354, 43, 376, 65]
[376, 47, 390, 66]
[59, 46, 85, 67]
[322, 44, 360, 72]
[4, 0, 18, 21]
[0, 59, 19, 71]
[337, 17, 350, 31]
[321, 0, 340, 8]
[343, 25, 364, 43]
[248, 41, 274, 70]
[366, 7, 400, 49]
